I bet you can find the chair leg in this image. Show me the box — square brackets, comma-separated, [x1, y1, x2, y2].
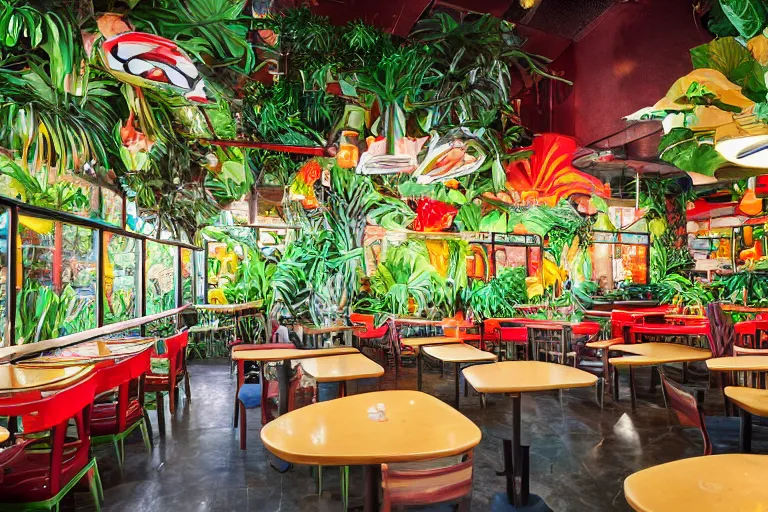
[156, 392, 166, 435]
[169, 384, 177, 415]
[112, 438, 123, 473]
[94, 459, 104, 500]
[341, 466, 350, 509]
[143, 408, 154, 446]
[139, 418, 152, 452]
[87, 467, 101, 512]
[629, 367, 637, 412]
[184, 371, 192, 403]
[239, 402, 247, 450]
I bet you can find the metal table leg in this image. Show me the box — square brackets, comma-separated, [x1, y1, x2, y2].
[454, 363, 460, 409]
[277, 359, 291, 416]
[740, 409, 753, 453]
[417, 349, 423, 391]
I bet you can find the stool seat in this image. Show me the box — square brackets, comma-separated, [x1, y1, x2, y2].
[238, 384, 262, 409]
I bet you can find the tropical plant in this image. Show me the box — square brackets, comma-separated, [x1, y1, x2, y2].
[16, 281, 95, 344]
[463, 266, 532, 320]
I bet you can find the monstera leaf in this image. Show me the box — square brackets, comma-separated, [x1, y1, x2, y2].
[505, 133, 610, 206]
[719, 0, 767, 38]
[690, 37, 767, 102]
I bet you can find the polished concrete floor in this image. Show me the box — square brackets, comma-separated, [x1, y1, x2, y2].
[69, 358, 766, 511]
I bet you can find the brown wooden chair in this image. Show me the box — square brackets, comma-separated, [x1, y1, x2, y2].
[381, 453, 473, 511]
[659, 370, 758, 455]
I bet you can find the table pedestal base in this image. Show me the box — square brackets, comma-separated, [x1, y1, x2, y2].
[491, 493, 552, 512]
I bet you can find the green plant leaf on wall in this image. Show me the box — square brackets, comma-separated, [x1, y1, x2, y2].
[659, 128, 727, 176]
[719, 0, 767, 38]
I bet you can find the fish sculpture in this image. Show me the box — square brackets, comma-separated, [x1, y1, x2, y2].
[101, 32, 209, 103]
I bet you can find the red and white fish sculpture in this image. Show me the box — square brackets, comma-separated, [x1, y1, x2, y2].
[101, 32, 209, 103]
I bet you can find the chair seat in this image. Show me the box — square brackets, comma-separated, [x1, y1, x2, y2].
[144, 371, 185, 391]
[238, 384, 262, 409]
[0, 441, 88, 502]
[91, 399, 143, 436]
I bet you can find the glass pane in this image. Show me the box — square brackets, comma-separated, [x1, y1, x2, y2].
[104, 233, 140, 324]
[181, 248, 193, 305]
[16, 216, 97, 344]
[146, 241, 177, 315]
[100, 188, 124, 228]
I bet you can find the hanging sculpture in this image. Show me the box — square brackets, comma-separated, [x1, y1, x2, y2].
[504, 133, 611, 206]
[96, 14, 209, 103]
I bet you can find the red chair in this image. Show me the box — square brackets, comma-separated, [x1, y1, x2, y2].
[350, 312, 391, 367]
[734, 320, 768, 349]
[381, 452, 474, 511]
[628, 323, 713, 349]
[0, 372, 102, 510]
[91, 350, 152, 471]
[660, 370, 713, 455]
[483, 319, 527, 360]
[144, 331, 191, 434]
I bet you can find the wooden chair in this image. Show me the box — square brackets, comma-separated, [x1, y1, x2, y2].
[144, 331, 191, 434]
[659, 370, 751, 455]
[381, 453, 474, 512]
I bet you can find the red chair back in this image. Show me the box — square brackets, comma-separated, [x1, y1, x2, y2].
[381, 453, 473, 511]
[660, 371, 711, 455]
[350, 313, 388, 339]
[0, 374, 97, 500]
[94, 350, 152, 395]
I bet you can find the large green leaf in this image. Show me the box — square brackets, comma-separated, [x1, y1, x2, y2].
[659, 128, 727, 176]
[690, 36, 767, 102]
[719, 0, 767, 38]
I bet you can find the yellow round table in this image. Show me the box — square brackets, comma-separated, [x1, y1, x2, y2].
[0, 425, 8, 444]
[232, 346, 358, 415]
[422, 344, 496, 408]
[260, 390, 481, 511]
[706, 356, 768, 372]
[298, 353, 384, 397]
[724, 386, 768, 453]
[608, 343, 711, 411]
[400, 336, 462, 391]
[462, 361, 597, 509]
[624, 454, 768, 511]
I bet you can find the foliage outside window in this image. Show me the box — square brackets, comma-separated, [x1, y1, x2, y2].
[104, 234, 140, 325]
[181, 248, 193, 305]
[0, 210, 8, 346]
[146, 241, 177, 316]
[16, 217, 96, 344]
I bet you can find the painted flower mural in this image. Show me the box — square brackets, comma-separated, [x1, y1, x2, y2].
[505, 133, 611, 206]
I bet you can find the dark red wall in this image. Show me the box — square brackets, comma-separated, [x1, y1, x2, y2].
[548, 0, 711, 147]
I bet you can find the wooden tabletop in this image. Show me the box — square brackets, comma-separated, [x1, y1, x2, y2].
[0, 364, 94, 393]
[586, 338, 623, 350]
[394, 317, 444, 326]
[302, 325, 357, 335]
[724, 387, 768, 417]
[195, 302, 262, 313]
[260, 390, 481, 466]
[706, 355, 768, 372]
[232, 347, 358, 362]
[298, 354, 384, 382]
[423, 344, 497, 363]
[0, 425, 8, 443]
[400, 336, 462, 348]
[18, 338, 155, 367]
[462, 361, 597, 394]
[623, 454, 768, 512]
[609, 343, 711, 367]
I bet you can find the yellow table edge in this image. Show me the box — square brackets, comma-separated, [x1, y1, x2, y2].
[462, 361, 598, 394]
[232, 346, 358, 361]
[707, 355, 768, 372]
[0, 425, 8, 443]
[400, 336, 462, 347]
[623, 454, 768, 512]
[260, 390, 482, 465]
[724, 386, 768, 417]
[423, 344, 497, 363]
[298, 353, 385, 382]
[0, 364, 95, 394]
